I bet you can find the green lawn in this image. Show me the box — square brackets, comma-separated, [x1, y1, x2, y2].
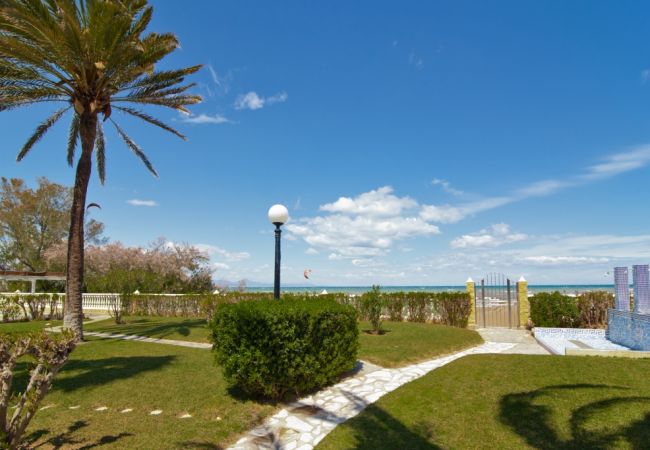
[0, 320, 62, 333]
[85, 315, 210, 342]
[85, 317, 483, 367]
[358, 321, 483, 367]
[317, 354, 650, 449]
[18, 337, 275, 449]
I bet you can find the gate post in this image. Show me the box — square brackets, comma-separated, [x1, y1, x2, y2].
[466, 278, 476, 328]
[517, 276, 529, 328]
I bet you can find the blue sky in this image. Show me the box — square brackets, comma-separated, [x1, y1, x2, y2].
[3, 0, 650, 285]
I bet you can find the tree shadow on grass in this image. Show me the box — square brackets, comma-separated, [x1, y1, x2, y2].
[13, 355, 176, 393]
[499, 383, 650, 450]
[28, 420, 133, 449]
[331, 402, 441, 450]
[93, 318, 207, 339]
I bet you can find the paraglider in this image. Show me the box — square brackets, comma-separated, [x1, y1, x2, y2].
[304, 269, 312, 279]
[86, 202, 102, 210]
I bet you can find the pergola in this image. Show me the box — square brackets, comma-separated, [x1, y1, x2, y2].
[0, 270, 66, 293]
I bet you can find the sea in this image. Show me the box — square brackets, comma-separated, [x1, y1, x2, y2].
[246, 285, 615, 295]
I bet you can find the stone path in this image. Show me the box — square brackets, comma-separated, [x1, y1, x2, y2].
[476, 328, 550, 355]
[228, 341, 516, 450]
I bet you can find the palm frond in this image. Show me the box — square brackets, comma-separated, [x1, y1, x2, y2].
[110, 118, 158, 177]
[113, 105, 185, 140]
[67, 112, 80, 166]
[16, 106, 69, 161]
[95, 120, 106, 184]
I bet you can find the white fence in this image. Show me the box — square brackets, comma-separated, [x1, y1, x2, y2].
[0, 292, 120, 311]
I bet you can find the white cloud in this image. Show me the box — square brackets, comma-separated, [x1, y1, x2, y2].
[287, 187, 439, 259]
[211, 262, 230, 270]
[431, 178, 464, 196]
[127, 199, 157, 207]
[206, 64, 233, 94]
[421, 145, 650, 224]
[234, 91, 288, 111]
[181, 113, 231, 124]
[643, 69, 650, 82]
[320, 186, 417, 217]
[195, 244, 250, 262]
[235, 92, 264, 110]
[420, 197, 512, 224]
[581, 145, 650, 180]
[521, 256, 609, 265]
[267, 91, 288, 105]
[305, 248, 319, 255]
[450, 223, 527, 249]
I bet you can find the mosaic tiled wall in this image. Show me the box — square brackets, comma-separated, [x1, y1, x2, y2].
[614, 267, 630, 311]
[633, 264, 650, 314]
[607, 309, 650, 351]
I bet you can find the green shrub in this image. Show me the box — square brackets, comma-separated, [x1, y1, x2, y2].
[406, 294, 428, 322]
[529, 291, 579, 327]
[360, 285, 383, 333]
[437, 292, 471, 328]
[0, 296, 22, 322]
[386, 293, 405, 321]
[577, 291, 614, 328]
[211, 297, 358, 399]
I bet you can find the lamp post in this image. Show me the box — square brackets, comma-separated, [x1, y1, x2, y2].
[268, 204, 289, 299]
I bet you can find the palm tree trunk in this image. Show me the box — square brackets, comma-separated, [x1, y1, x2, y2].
[63, 112, 96, 340]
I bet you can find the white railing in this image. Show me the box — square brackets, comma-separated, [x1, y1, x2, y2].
[0, 292, 120, 311]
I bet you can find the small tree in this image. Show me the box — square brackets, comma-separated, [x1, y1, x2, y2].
[361, 285, 383, 334]
[0, 331, 76, 449]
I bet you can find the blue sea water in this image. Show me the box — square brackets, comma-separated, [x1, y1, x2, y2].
[246, 285, 615, 295]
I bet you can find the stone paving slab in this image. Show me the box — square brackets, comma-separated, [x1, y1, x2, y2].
[228, 341, 516, 450]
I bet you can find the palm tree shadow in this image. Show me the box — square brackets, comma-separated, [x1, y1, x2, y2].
[28, 420, 133, 449]
[13, 355, 175, 393]
[99, 318, 206, 339]
[499, 383, 650, 449]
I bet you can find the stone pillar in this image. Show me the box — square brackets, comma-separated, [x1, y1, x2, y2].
[466, 277, 476, 327]
[614, 267, 630, 311]
[517, 276, 529, 328]
[633, 264, 649, 314]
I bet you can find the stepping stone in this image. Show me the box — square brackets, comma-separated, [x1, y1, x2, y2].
[95, 406, 108, 411]
[120, 408, 133, 413]
[69, 405, 80, 410]
[150, 410, 162, 415]
[179, 413, 192, 419]
[39, 404, 55, 411]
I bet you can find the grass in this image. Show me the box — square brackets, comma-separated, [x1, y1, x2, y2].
[0, 320, 62, 333]
[85, 315, 210, 342]
[316, 354, 650, 449]
[85, 316, 483, 367]
[357, 321, 483, 367]
[17, 337, 275, 449]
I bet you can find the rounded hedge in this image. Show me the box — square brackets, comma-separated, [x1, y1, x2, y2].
[210, 297, 359, 399]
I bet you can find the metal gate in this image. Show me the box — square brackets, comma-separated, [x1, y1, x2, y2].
[476, 273, 519, 328]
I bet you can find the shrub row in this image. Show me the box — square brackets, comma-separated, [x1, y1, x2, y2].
[0, 294, 64, 321]
[211, 297, 358, 399]
[529, 290, 614, 328]
[344, 291, 471, 327]
[119, 291, 472, 328]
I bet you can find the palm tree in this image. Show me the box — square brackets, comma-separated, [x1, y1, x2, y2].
[0, 0, 201, 339]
